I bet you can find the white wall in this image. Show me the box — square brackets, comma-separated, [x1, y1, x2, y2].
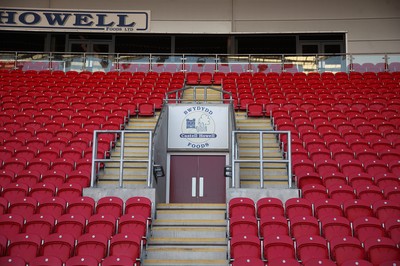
[2, 0, 400, 53]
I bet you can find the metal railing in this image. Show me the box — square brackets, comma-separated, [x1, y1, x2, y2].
[91, 129, 153, 188]
[231, 130, 292, 189]
[1, 52, 399, 73]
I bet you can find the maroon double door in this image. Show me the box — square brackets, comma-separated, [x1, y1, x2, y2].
[170, 155, 226, 203]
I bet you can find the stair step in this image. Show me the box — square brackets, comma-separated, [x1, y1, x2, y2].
[145, 246, 227, 260]
[143, 259, 228, 266]
[156, 209, 226, 220]
[151, 227, 226, 238]
[153, 219, 226, 227]
[148, 237, 227, 246]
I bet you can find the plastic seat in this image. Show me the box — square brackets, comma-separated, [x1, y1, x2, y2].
[95, 196, 123, 218]
[66, 255, 99, 266]
[29, 182, 56, 202]
[301, 184, 328, 201]
[41, 169, 67, 187]
[364, 160, 389, 177]
[118, 213, 148, 240]
[259, 215, 288, 238]
[14, 169, 41, 187]
[231, 257, 265, 266]
[101, 255, 135, 266]
[75, 233, 108, 262]
[56, 183, 83, 202]
[137, 102, 155, 117]
[247, 103, 265, 117]
[353, 216, 385, 243]
[364, 237, 400, 266]
[285, 198, 313, 219]
[125, 196, 152, 219]
[0, 169, 15, 187]
[26, 157, 51, 173]
[7, 233, 41, 263]
[3, 157, 27, 175]
[289, 215, 320, 238]
[343, 199, 373, 222]
[42, 233, 75, 263]
[328, 184, 356, 204]
[54, 213, 86, 239]
[320, 216, 351, 241]
[293, 159, 315, 177]
[231, 199, 256, 219]
[229, 215, 258, 238]
[340, 259, 373, 266]
[0, 256, 27, 266]
[267, 258, 301, 266]
[22, 213, 54, 239]
[30, 256, 63, 266]
[109, 233, 142, 262]
[296, 235, 329, 264]
[321, 172, 347, 188]
[329, 236, 365, 266]
[302, 259, 337, 266]
[230, 234, 261, 260]
[0, 197, 8, 215]
[0, 214, 24, 238]
[355, 185, 384, 205]
[384, 217, 400, 244]
[36, 196, 67, 219]
[374, 174, 400, 190]
[313, 198, 343, 220]
[348, 173, 374, 189]
[2, 182, 29, 201]
[296, 172, 323, 189]
[8, 196, 37, 219]
[66, 196, 95, 220]
[263, 234, 295, 261]
[315, 159, 340, 176]
[373, 200, 400, 222]
[256, 197, 284, 219]
[85, 214, 116, 239]
[66, 170, 91, 188]
[339, 159, 365, 177]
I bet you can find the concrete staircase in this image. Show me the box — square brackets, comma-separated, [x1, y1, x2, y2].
[96, 114, 158, 187]
[181, 86, 222, 103]
[143, 204, 228, 266]
[234, 112, 289, 188]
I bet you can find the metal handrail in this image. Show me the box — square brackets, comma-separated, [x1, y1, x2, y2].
[231, 130, 292, 189]
[91, 129, 153, 188]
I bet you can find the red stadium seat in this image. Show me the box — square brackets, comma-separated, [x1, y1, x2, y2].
[0, 256, 27, 266]
[364, 237, 400, 266]
[231, 257, 265, 266]
[301, 184, 328, 201]
[267, 258, 301, 266]
[42, 233, 75, 263]
[101, 256, 136, 266]
[296, 235, 329, 264]
[329, 236, 365, 266]
[22, 213, 54, 239]
[0, 214, 24, 238]
[66, 196, 95, 220]
[384, 217, 400, 244]
[289, 215, 319, 238]
[66, 256, 99, 266]
[263, 234, 295, 261]
[109, 233, 142, 262]
[256, 197, 284, 218]
[118, 213, 148, 240]
[259, 215, 289, 238]
[75, 233, 108, 262]
[125, 196, 152, 219]
[230, 234, 261, 260]
[95, 196, 123, 218]
[313, 198, 343, 220]
[85, 213, 116, 238]
[320, 216, 352, 241]
[7, 233, 41, 263]
[285, 198, 313, 219]
[30, 256, 63, 266]
[355, 185, 384, 205]
[373, 200, 400, 222]
[352, 216, 386, 243]
[229, 215, 258, 238]
[54, 213, 86, 239]
[343, 199, 373, 222]
[36, 196, 67, 219]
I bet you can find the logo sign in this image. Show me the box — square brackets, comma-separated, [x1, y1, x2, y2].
[168, 105, 229, 150]
[0, 8, 150, 32]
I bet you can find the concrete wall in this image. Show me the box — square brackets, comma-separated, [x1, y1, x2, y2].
[2, 0, 399, 53]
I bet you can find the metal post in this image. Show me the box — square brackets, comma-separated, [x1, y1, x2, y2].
[259, 131, 264, 188]
[119, 131, 125, 188]
[147, 131, 153, 188]
[287, 131, 292, 188]
[90, 131, 98, 187]
[231, 131, 236, 188]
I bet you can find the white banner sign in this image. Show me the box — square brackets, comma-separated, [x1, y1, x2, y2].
[0, 8, 150, 32]
[168, 105, 229, 150]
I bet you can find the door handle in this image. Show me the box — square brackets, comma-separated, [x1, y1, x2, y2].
[191, 177, 196, 197]
[199, 177, 204, 197]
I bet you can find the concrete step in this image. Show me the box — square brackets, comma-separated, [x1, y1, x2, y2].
[145, 246, 227, 260]
[143, 259, 228, 266]
[151, 227, 226, 239]
[156, 209, 226, 220]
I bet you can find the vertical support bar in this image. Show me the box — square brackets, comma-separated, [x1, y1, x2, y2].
[191, 177, 197, 197]
[231, 131, 236, 188]
[119, 131, 126, 188]
[259, 131, 264, 189]
[287, 131, 292, 188]
[384, 54, 389, 72]
[199, 177, 204, 197]
[149, 54, 153, 71]
[90, 131, 98, 187]
[147, 131, 153, 188]
[14, 52, 17, 70]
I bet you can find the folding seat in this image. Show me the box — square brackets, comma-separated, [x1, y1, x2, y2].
[296, 235, 329, 264]
[246, 103, 265, 117]
[14, 146, 36, 161]
[85, 213, 116, 239]
[36, 196, 67, 219]
[101, 255, 136, 266]
[0, 146, 14, 161]
[0, 256, 26, 266]
[384, 217, 400, 244]
[65, 255, 99, 266]
[2, 182, 29, 201]
[289, 215, 319, 238]
[56, 183, 83, 202]
[121, 196, 151, 219]
[326, 138, 348, 152]
[50, 158, 75, 174]
[339, 159, 365, 177]
[389, 161, 400, 176]
[0, 214, 24, 238]
[373, 200, 400, 223]
[95, 196, 123, 218]
[321, 172, 347, 188]
[379, 149, 400, 165]
[47, 137, 69, 151]
[384, 186, 400, 203]
[341, 129, 363, 142]
[382, 129, 400, 142]
[256, 197, 284, 219]
[30, 256, 63, 266]
[303, 258, 337, 266]
[355, 185, 384, 205]
[0, 197, 8, 215]
[0, 169, 15, 187]
[22, 213, 54, 239]
[74, 233, 109, 262]
[66, 170, 91, 188]
[285, 198, 313, 219]
[117, 213, 148, 241]
[315, 159, 340, 176]
[41, 169, 67, 187]
[320, 216, 352, 241]
[355, 148, 379, 163]
[267, 258, 301, 266]
[301, 184, 328, 201]
[364, 237, 400, 266]
[8, 196, 37, 219]
[374, 173, 400, 190]
[42, 234, 75, 264]
[66, 196, 95, 220]
[348, 173, 374, 189]
[7, 233, 41, 263]
[313, 198, 343, 220]
[259, 215, 288, 239]
[352, 216, 385, 243]
[14, 169, 41, 187]
[3, 157, 27, 175]
[230, 234, 261, 260]
[26, 157, 51, 173]
[308, 147, 331, 161]
[328, 184, 356, 204]
[363, 160, 389, 177]
[109, 233, 142, 263]
[263, 234, 295, 261]
[343, 199, 373, 222]
[296, 172, 322, 189]
[329, 236, 365, 266]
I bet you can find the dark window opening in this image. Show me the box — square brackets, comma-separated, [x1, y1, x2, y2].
[237, 35, 297, 54]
